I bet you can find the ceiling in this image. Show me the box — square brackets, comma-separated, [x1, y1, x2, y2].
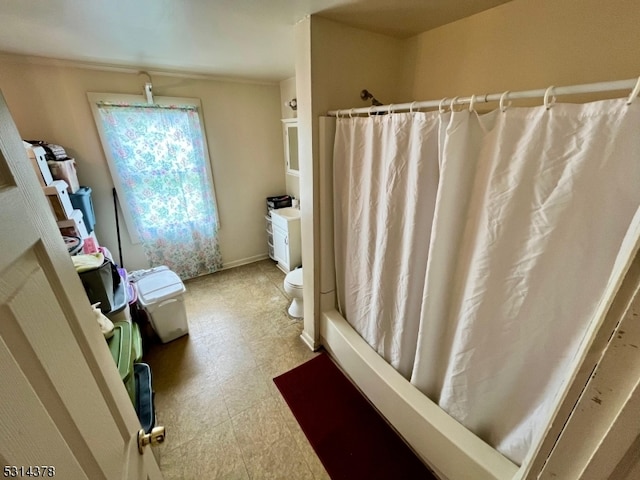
[0, 0, 512, 82]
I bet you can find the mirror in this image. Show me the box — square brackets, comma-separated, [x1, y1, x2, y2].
[282, 119, 299, 175]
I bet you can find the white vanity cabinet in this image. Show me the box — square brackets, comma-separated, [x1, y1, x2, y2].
[270, 207, 301, 273]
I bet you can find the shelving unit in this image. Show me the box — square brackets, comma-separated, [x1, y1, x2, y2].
[25, 143, 98, 253]
[266, 214, 275, 260]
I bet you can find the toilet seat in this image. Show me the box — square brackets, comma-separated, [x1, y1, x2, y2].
[285, 268, 303, 288]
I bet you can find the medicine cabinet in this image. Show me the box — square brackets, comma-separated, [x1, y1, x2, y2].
[282, 119, 299, 176]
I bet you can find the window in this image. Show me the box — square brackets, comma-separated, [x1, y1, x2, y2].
[88, 93, 222, 279]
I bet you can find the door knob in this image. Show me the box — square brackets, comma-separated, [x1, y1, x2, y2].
[138, 426, 166, 454]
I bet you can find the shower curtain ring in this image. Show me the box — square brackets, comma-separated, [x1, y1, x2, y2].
[349, 108, 355, 118]
[626, 76, 640, 105]
[410, 101, 418, 113]
[368, 106, 375, 117]
[544, 86, 556, 110]
[499, 91, 511, 112]
[389, 104, 394, 114]
[439, 98, 449, 114]
[450, 97, 460, 111]
[469, 94, 477, 112]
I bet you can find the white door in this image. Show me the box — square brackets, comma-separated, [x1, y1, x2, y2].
[0, 92, 163, 479]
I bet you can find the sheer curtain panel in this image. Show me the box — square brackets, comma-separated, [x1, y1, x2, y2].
[90, 96, 222, 279]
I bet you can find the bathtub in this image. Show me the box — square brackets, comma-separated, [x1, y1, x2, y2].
[319, 308, 518, 480]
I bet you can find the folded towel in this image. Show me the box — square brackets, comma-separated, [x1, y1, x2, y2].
[72, 253, 105, 272]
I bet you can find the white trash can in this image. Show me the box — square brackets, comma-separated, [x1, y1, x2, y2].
[136, 267, 188, 343]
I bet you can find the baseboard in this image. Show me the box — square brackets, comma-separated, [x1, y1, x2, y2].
[221, 253, 270, 270]
[300, 329, 321, 351]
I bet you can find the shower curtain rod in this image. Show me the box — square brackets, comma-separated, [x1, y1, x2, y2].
[327, 77, 640, 116]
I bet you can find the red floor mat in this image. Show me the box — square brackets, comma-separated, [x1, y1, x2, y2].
[274, 353, 437, 480]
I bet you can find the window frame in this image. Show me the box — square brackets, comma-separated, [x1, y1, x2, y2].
[87, 92, 218, 244]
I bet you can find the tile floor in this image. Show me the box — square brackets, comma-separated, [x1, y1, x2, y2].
[143, 259, 329, 480]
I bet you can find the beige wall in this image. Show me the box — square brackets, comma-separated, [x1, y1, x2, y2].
[0, 55, 285, 271]
[296, 16, 404, 345]
[401, 0, 640, 104]
[310, 17, 406, 113]
[279, 76, 297, 120]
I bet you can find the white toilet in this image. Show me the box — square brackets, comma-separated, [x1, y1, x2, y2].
[283, 268, 304, 318]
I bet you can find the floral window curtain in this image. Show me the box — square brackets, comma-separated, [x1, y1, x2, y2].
[97, 102, 222, 279]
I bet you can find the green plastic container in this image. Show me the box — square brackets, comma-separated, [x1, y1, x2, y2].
[132, 322, 143, 363]
[107, 321, 135, 403]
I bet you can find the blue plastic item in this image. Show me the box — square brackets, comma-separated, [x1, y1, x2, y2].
[69, 186, 96, 233]
[134, 363, 155, 433]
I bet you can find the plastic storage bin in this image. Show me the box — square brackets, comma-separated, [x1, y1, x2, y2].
[107, 321, 136, 403]
[136, 268, 188, 343]
[107, 272, 132, 322]
[78, 258, 126, 315]
[266, 195, 291, 215]
[69, 186, 96, 233]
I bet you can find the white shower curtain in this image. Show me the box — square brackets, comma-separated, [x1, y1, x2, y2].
[333, 99, 640, 465]
[334, 112, 440, 377]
